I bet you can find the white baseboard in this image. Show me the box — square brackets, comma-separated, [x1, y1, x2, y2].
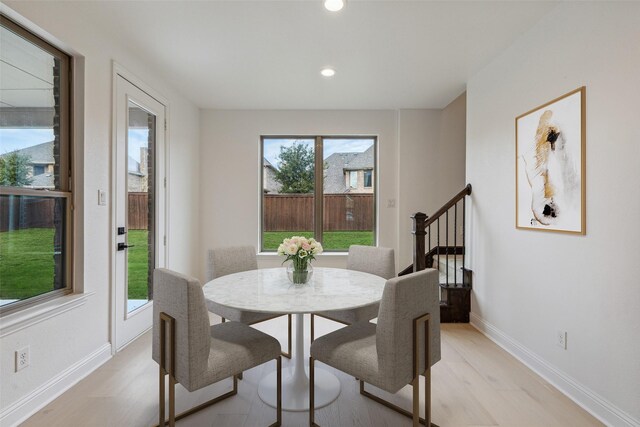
[470, 312, 639, 427]
[0, 343, 112, 427]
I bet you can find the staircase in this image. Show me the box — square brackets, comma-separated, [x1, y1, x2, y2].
[399, 184, 472, 323]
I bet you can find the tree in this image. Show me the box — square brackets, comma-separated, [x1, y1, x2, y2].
[0, 152, 33, 186]
[274, 143, 315, 193]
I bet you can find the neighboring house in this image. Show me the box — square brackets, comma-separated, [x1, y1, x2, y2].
[263, 158, 282, 194]
[0, 141, 149, 191]
[264, 146, 374, 195]
[128, 147, 149, 193]
[0, 141, 55, 189]
[323, 145, 374, 194]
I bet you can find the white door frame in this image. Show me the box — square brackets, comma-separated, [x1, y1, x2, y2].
[110, 62, 170, 353]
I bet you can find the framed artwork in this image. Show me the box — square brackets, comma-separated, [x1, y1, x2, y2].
[516, 87, 586, 234]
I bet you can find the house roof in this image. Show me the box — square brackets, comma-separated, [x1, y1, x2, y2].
[263, 158, 276, 170]
[342, 146, 374, 171]
[1, 141, 54, 164]
[128, 155, 141, 174]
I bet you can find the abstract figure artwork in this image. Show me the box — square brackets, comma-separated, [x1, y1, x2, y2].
[516, 87, 585, 234]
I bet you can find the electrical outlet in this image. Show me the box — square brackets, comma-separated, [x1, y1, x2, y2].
[556, 331, 567, 350]
[15, 346, 30, 371]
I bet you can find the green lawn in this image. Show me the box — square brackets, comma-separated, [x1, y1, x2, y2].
[127, 230, 149, 299]
[262, 231, 374, 252]
[0, 228, 149, 301]
[1, 228, 371, 302]
[0, 228, 56, 300]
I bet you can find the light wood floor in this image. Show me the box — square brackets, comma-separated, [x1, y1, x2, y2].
[23, 315, 602, 427]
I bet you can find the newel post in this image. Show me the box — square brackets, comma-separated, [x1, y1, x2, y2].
[411, 212, 428, 272]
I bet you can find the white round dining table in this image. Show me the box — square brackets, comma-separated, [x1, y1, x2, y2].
[202, 267, 386, 412]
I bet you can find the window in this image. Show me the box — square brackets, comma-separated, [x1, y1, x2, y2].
[349, 171, 358, 189]
[261, 136, 376, 252]
[0, 16, 72, 314]
[364, 170, 372, 188]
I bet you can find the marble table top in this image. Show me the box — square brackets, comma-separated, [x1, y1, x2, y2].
[202, 267, 386, 314]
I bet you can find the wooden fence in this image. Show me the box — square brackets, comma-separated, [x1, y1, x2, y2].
[263, 194, 374, 231]
[1, 193, 374, 233]
[0, 196, 56, 232]
[0, 193, 151, 232]
[128, 192, 149, 230]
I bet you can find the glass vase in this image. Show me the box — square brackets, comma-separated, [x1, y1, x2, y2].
[286, 263, 313, 285]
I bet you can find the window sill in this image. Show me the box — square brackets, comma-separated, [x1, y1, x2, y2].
[0, 292, 94, 338]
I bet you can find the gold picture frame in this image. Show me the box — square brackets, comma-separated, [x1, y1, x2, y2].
[515, 87, 586, 234]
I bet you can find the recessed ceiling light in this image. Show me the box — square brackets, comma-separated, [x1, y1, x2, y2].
[321, 68, 336, 77]
[324, 0, 345, 12]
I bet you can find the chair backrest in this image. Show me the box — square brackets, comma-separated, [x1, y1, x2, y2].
[347, 245, 395, 279]
[207, 246, 258, 281]
[376, 269, 441, 391]
[152, 268, 211, 391]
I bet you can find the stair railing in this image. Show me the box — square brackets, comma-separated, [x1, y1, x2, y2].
[400, 184, 472, 288]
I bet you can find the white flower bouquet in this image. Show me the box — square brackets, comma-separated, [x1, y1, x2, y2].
[278, 236, 323, 284]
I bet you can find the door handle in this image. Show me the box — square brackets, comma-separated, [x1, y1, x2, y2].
[117, 242, 135, 251]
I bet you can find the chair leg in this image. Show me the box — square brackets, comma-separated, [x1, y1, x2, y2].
[156, 312, 238, 427]
[158, 365, 165, 427]
[155, 376, 238, 427]
[268, 356, 282, 427]
[310, 314, 315, 343]
[360, 380, 430, 427]
[356, 311, 437, 426]
[309, 356, 318, 427]
[281, 314, 292, 359]
[412, 376, 420, 427]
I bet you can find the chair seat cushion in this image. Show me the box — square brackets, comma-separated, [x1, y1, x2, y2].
[191, 321, 281, 391]
[207, 300, 282, 324]
[309, 322, 387, 392]
[315, 302, 379, 325]
[310, 321, 406, 393]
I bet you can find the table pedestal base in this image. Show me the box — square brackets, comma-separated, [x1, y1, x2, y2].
[258, 366, 340, 411]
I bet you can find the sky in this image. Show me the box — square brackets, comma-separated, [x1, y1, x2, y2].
[263, 138, 374, 169]
[0, 129, 54, 154]
[128, 129, 149, 164]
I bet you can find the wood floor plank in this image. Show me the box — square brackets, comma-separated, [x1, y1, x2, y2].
[21, 319, 602, 427]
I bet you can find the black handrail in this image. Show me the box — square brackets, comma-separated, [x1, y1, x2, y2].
[404, 184, 472, 288]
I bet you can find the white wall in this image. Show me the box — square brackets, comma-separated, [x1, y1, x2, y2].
[199, 105, 466, 277]
[466, 3, 640, 426]
[0, 3, 200, 424]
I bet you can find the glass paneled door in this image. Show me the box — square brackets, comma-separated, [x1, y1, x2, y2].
[114, 74, 166, 350]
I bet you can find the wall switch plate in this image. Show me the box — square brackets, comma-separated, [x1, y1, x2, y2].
[556, 331, 567, 350]
[98, 190, 107, 206]
[15, 346, 30, 372]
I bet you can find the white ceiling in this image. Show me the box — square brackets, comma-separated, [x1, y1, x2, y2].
[54, 1, 557, 110]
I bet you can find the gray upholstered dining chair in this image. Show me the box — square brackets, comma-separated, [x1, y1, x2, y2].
[310, 245, 395, 342]
[309, 268, 440, 427]
[207, 246, 292, 359]
[152, 268, 282, 427]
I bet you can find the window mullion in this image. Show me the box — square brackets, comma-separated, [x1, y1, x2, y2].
[314, 136, 323, 244]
